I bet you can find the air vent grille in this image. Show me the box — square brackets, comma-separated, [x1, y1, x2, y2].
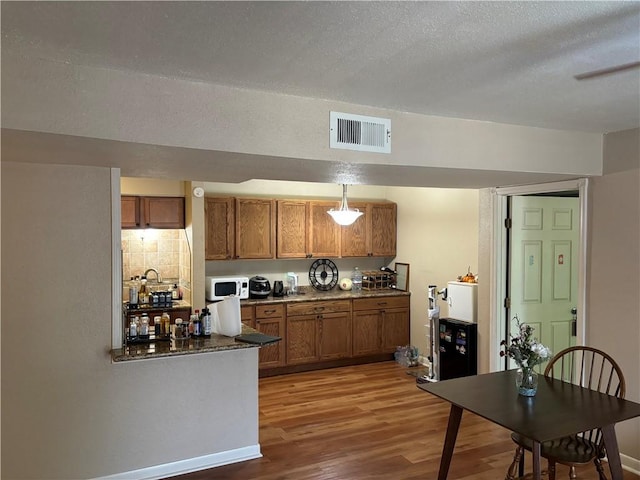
[330, 112, 391, 153]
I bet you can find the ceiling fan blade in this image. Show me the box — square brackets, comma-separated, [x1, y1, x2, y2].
[574, 61, 640, 80]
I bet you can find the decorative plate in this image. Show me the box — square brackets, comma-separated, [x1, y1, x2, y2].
[309, 258, 339, 291]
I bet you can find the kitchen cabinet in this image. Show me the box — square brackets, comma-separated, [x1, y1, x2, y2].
[286, 300, 351, 364]
[241, 305, 255, 329]
[352, 296, 409, 356]
[256, 304, 285, 368]
[276, 200, 308, 258]
[341, 202, 397, 257]
[205, 197, 235, 260]
[121, 196, 185, 229]
[308, 201, 341, 258]
[235, 198, 276, 259]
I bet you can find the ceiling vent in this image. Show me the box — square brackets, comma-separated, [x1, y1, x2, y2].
[330, 111, 391, 154]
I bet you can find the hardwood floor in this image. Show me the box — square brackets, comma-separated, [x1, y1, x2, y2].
[172, 362, 639, 480]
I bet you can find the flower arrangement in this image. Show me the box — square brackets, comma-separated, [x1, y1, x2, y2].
[500, 317, 552, 370]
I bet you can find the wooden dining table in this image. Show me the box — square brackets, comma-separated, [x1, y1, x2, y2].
[417, 370, 640, 480]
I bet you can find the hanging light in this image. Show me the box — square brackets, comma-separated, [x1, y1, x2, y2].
[327, 184, 363, 226]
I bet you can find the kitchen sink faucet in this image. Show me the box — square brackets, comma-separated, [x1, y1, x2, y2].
[144, 268, 162, 283]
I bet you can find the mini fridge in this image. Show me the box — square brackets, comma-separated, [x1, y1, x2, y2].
[437, 318, 478, 380]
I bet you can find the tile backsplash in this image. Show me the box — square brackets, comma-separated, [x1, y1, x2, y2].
[121, 229, 192, 303]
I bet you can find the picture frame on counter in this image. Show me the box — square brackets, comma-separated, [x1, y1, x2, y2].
[395, 263, 409, 291]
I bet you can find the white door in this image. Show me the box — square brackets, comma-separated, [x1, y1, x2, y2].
[508, 196, 579, 369]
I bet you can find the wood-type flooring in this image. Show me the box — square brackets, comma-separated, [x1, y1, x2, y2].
[172, 362, 639, 480]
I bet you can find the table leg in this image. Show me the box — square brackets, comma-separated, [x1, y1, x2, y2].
[601, 424, 623, 480]
[437, 404, 463, 480]
[532, 440, 541, 480]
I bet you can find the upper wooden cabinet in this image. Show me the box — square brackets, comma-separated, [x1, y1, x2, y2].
[235, 198, 276, 259]
[121, 196, 185, 229]
[205, 196, 396, 260]
[276, 200, 308, 258]
[341, 202, 397, 257]
[308, 201, 341, 258]
[205, 197, 235, 260]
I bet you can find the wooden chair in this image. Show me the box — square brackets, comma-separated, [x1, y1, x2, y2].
[505, 346, 626, 480]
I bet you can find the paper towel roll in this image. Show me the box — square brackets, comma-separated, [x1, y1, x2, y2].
[213, 296, 242, 337]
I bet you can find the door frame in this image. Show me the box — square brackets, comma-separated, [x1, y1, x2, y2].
[489, 179, 589, 372]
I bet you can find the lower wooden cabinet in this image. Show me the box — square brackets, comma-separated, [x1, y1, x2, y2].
[241, 305, 255, 328]
[255, 304, 285, 368]
[286, 300, 352, 365]
[352, 296, 410, 356]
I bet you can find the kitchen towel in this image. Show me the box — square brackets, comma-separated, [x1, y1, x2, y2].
[210, 296, 242, 337]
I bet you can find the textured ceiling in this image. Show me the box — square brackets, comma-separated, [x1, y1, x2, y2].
[2, 1, 640, 134]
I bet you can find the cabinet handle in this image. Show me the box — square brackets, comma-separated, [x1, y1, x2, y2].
[314, 306, 325, 312]
[264, 309, 276, 315]
[377, 301, 388, 306]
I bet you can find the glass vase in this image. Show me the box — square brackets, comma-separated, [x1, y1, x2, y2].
[515, 367, 538, 396]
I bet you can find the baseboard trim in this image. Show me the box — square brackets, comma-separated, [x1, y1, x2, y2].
[93, 444, 262, 480]
[622, 453, 640, 476]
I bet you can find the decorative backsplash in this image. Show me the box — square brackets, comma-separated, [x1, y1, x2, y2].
[121, 229, 192, 303]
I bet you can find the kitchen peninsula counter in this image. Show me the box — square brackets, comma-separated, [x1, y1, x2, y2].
[111, 324, 261, 363]
[241, 287, 410, 305]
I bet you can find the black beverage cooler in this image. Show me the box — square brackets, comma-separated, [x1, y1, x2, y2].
[437, 318, 477, 380]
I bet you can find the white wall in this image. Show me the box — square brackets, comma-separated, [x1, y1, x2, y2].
[1, 163, 259, 479]
[587, 128, 640, 465]
[385, 187, 479, 357]
[3, 54, 603, 179]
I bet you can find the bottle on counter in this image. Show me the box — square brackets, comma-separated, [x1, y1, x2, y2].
[172, 284, 180, 300]
[352, 267, 363, 292]
[128, 277, 139, 307]
[191, 313, 201, 336]
[161, 311, 171, 337]
[153, 316, 162, 336]
[138, 276, 148, 305]
[202, 308, 212, 336]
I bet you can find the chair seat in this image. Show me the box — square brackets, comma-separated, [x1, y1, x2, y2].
[511, 432, 601, 465]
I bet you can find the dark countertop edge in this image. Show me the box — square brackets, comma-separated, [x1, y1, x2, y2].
[111, 341, 257, 363]
[241, 289, 411, 305]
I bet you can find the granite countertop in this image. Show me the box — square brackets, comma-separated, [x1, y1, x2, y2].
[111, 325, 261, 362]
[241, 286, 410, 305]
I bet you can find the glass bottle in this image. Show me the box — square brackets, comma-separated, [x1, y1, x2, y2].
[352, 267, 363, 292]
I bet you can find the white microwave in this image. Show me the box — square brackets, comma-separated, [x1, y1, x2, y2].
[205, 276, 250, 301]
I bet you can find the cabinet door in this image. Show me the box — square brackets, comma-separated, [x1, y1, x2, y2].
[370, 203, 397, 257]
[286, 315, 319, 364]
[142, 197, 185, 229]
[352, 311, 382, 356]
[319, 312, 352, 360]
[121, 196, 141, 229]
[205, 197, 235, 260]
[256, 316, 285, 368]
[308, 201, 341, 258]
[381, 307, 410, 352]
[236, 198, 276, 259]
[340, 202, 368, 257]
[241, 305, 255, 328]
[277, 200, 308, 258]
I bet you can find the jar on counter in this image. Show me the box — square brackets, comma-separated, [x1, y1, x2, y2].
[140, 314, 150, 337]
[129, 316, 138, 338]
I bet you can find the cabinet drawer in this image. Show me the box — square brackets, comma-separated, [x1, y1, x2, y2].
[287, 300, 351, 316]
[255, 304, 284, 318]
[352, 296, 409, 311]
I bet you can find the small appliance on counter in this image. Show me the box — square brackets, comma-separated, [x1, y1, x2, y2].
[273, 280, 285, 297]
[249, 275, 271, 299]
[286, 272, 299, 295]
[205, 276, 249, 301]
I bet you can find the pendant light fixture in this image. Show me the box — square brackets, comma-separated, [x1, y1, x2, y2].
[327, 184, 363, 226]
